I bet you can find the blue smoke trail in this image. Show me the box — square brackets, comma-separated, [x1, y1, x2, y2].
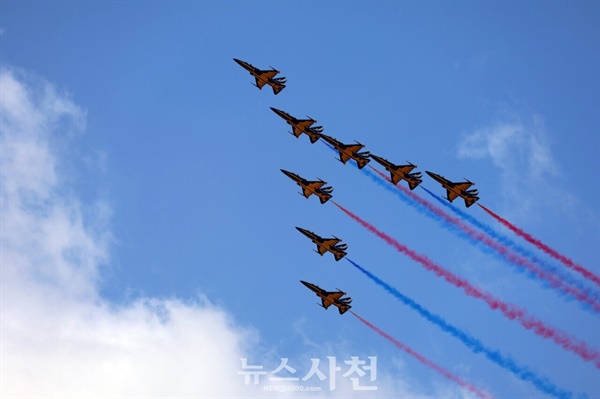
[346, 258, 579, 399]
[361, 166, 450, 218]
[420, 186, 599, 304]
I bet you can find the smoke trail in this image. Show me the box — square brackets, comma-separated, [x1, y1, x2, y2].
[478, 204, 600, 287]
[364, 166, 599, 312]
[333, 201, 600, 367]
[346, 258, 576, 399]
[350, 311, 494, 399]
[419, 185, 599, 308]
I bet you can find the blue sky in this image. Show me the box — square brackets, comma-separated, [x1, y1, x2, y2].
[1, 2, 598, 398]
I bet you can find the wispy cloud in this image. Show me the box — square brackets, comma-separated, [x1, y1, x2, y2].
[456, 117, 572, 218]
[457, 118, 557, 178]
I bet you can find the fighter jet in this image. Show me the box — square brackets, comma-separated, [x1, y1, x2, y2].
[300, 280, 352, 315]
[296, 227, 347, 261]
[319, 133, 370, 169]
[370, 154, 423, 190]
[270, 107, 322, 143]
[281, 169, 333, 204]
[426, 171, 480, 207]
[233, 58, 286, 95]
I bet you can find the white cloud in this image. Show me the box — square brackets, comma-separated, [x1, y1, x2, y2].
[0, 68, 257, 398]
[457, 118, 557, 178]
[456, 117, 573, 218]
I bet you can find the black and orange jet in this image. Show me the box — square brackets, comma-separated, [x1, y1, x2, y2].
[296, 227, 347, 261]
[270, 107, 322, 143]
[300, 280, 352, 315]
[426, 171, 480, 207]
[281, 169, 333, 204]
[233, 58, 286, 95]
[370, 154, 423, 190]
[319, 133, 370, 169]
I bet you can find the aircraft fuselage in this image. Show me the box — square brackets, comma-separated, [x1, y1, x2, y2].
[296, 227, 347, 261]
[370, 154, 422, 189]
[281, 169, 333, 204]
[234, 58, 285, 94]
[426, 171, 479, 207]
[319, 134, 370, 169]
[271, 107, 320, 143]
[300, 280, 351, 314]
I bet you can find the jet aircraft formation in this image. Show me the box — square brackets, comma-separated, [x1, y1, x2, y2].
[234, 57, 481, 316]
[233, 58, 600, 399]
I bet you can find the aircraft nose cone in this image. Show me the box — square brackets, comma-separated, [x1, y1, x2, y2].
[281, 169, 294, 179]
[295, 227, 309, 236]
[270, 107, 283, 115]
[425, 171, 435, 178]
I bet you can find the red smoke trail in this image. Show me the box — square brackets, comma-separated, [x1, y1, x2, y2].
[479, 204, 600, 287]
[333, 201, 600, 368]
[350, 311, 494, 399]
[369, 166, 600, 312]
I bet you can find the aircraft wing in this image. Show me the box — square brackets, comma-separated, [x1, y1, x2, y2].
[302, 187, 315, 198]
[302, 182, 325, 198]
[389, 173, 401, 185]
[259, 70, 278, 81]
[316, 245, 328, 255]
[453, 182, 474, 191]
[296, 120, 314, 130]
[326, 292, 344, 301]
[321, 298, 332, 309]
[254, 77, 267, 89]
[396, 164, 417, 174]
[322, 238, 341, 247]
[446, 190, 459, 202]
[345, 144, 364, 153]
[291, 126, 304, 138]
[307, 181, 326, 190]
[338, 152, 351, 163]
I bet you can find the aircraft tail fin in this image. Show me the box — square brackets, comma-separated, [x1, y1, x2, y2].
[272, 84, 285, 95]
[408, 179, 422, 190]
[318, 194, 332, 204]
[356, 157, 370, 169]
[464, 196, 479, 208]
[338, 304, 351, 315]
